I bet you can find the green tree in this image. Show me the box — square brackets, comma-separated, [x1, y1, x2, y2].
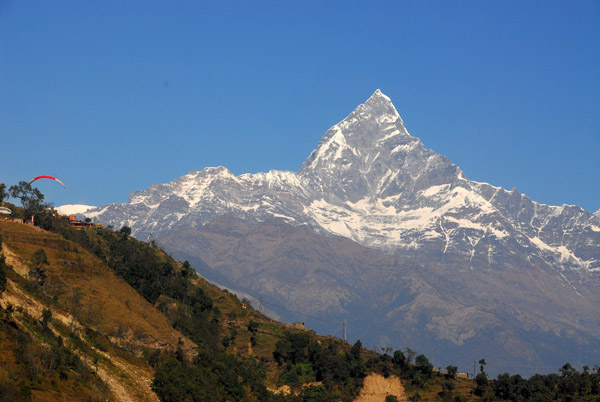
[446, 365, 458, 379]
[415, 354, 434, 379]
[248, 320, 259, 334]
[32, 248, 49, 266]
[119, 226, 132, 237]
[393, 350, 406, 367]
[474, 372, 488, 396]
[41, 308, 52, 328]
[478, 358, 487, 373]
[9, 181, 46, 222]
[392, 349, 409, 377]
[281, 362, 316, 388]
[0, 183, 7, 203]
[493, 373, 515, 400]
[560, 362, 575, 377]
[273, 338, 291, 365]
[454, 394, 467, 402]
[474, 358, 489, 396]
[438, 381, 455, 402]
[405, 347, 416, 364]
[349, 339, 362, 361]
[411, 371, 425, 388]
[0, 253, 7, 294]
[248, 320, 259, 346]
[0, 236, 7, 294]
[299, 385, 330, 402]
[152, 356, 214, 402]
[348, 340, 366, 379]
[28, 249, 49, 287]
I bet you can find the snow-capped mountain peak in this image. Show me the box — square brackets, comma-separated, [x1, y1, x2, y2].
[78, 89, 600, 376]
[84, 90, 600, 274]
[300, 89, 410, 173]
[297, 90, 443, 204]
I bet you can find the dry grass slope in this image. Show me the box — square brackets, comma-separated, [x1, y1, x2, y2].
[0, 220, 196, 401]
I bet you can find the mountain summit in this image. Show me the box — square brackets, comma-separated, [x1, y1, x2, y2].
[83, 90, 600, 374]
[299, 89, 454, 204]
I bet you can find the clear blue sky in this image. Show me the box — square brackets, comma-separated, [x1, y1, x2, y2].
[1, 1, 599, 212]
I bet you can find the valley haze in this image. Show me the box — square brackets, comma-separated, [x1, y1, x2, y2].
[74, 90, 600, 376]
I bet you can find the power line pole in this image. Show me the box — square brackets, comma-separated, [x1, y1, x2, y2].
[342, 320, 347, 343]
[259, 296, 264, 314]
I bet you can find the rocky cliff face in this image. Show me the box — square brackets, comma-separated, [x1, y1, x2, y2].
[84, 90, 600, 375]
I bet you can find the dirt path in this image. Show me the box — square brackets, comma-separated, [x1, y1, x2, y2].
[354, 373, 407, 402]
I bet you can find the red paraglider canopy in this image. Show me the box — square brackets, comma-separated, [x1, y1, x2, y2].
[28, 176, 66, 188]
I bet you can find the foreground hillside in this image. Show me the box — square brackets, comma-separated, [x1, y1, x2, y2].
[0, 210, 409, 401]
[0, 218, 192, 401]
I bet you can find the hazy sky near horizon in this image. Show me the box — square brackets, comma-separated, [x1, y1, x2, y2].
[1, 1, 599, 212]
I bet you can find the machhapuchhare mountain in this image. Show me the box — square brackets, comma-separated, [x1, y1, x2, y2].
[81, 90, 600, 376]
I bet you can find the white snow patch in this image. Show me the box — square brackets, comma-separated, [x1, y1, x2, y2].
[56, 204, 95, 216]
[529, 236, 589, 268]
[77, 206, 109, 218]
[391, 144, 414, 154]
[445, 217, 509, 239]
[377, 129, 401, 144]
[421, 184, 451, 198]
[530, 236, 555, 253]
[330, 128, 354, 160]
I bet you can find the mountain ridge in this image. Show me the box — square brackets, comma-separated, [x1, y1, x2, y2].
[84, 90, 599, 275]
[80, 90, 600, 375]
